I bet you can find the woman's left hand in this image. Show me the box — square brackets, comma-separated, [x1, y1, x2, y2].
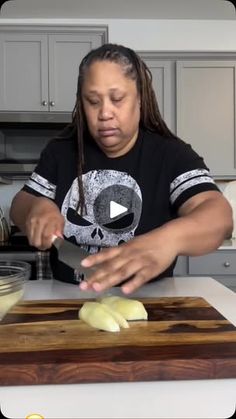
[79, 191, 233, 294]
[79, 229, 178, 294]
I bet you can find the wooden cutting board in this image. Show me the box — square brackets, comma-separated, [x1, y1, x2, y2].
[0, 296, 236, 385]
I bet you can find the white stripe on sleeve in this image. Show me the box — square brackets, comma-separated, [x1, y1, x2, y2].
[170, 170, 215, 205]
[25, 172, 56, 199]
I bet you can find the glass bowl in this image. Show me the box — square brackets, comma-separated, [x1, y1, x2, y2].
[0, 260, 31, 320]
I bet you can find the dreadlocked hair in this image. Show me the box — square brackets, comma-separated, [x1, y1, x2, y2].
[71, 43, 176, 215]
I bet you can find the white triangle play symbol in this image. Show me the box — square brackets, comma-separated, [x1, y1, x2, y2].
[110, 201, 128, 219]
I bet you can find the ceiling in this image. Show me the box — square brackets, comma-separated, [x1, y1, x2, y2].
[1, 0, 235, 20]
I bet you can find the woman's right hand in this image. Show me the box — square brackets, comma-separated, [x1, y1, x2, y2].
[25, 197, 64, 250]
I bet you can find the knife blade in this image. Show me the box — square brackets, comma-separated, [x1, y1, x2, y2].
[52, 235, 96, 277]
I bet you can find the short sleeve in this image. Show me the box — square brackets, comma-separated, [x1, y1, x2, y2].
[169, 140, 219, 211]
[22, 140, 58, 201]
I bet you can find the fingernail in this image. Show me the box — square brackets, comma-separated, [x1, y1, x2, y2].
[92, 282, 103, 292]
[79, 281, 88, 290]
[81, 258, 89, 267]
[122, 285, 131, 294]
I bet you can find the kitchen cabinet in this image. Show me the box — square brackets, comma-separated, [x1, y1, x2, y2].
[140, 52, 236, 179]
[0, 25, 108, 114]
[173, 255, 188, 276]
[176, 60, 236, 178]
[141, 58, 174, 131]
[188, 249, 236, 290]
[0, 33, 48, 112]
[174, 250, 236, 291]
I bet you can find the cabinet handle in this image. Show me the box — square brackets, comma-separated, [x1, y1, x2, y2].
[50, 101, 55, 107]
[42, 100, 48, 106]
[223, 261, 230, 268]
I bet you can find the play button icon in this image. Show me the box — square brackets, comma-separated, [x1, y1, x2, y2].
[110, 200, 128, 219]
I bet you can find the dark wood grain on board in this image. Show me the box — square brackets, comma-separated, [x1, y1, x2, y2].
[0, 297, 236, 385]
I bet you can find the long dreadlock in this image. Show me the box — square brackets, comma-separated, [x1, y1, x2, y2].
[71, 43, 176, 215]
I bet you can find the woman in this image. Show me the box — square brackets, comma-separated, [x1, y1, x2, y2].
[10, 43, 233, 294]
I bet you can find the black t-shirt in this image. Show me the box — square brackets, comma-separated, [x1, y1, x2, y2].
[22, 127, 219, 284]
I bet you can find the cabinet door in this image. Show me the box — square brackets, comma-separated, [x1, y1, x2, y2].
[0, 33, 48, 111]
[188, 251, 236, 275]
[141, 58, 174, 132]
[176, 60, 236, 177]
[48, 34, 102, 113]
[173, 255, 188, 276]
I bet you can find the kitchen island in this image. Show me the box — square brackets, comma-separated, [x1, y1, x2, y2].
[0, 276, 235, 419]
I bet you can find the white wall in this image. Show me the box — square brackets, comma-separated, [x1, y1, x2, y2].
[99, 19, 236, 51]
[1, 18, 236, 52]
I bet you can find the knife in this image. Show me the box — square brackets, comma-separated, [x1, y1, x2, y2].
[52, 235, 96, 277]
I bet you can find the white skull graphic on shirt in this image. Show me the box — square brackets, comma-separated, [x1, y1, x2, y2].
[61, 170, 142, 253]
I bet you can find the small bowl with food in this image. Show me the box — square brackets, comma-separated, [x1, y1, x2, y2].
[0, 260, 31, 321]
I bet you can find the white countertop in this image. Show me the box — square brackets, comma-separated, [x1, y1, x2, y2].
[0, 277, 236, 419]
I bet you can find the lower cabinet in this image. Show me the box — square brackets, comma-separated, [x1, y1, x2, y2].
[174, 251, 236, 291]
[173, 255, 188, 276]
[188, 250, 235, 276]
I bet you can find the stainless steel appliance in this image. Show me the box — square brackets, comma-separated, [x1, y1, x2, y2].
[0, 122, 66, 177]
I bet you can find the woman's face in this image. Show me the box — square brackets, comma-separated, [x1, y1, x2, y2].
[81, 60, 141, 158]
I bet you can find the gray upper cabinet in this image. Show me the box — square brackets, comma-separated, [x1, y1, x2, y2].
[0, 33, 48, 112]
[48, 34, 103, 112]
[141, 57, 174, 132]
[139, 53, 236, 179]
[0, 26, 108, 114]
[176, 60, 236, 178]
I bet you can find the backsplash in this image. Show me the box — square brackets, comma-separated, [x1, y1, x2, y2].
[217, 181, 229, 193]
[0, 180, 25, 223]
